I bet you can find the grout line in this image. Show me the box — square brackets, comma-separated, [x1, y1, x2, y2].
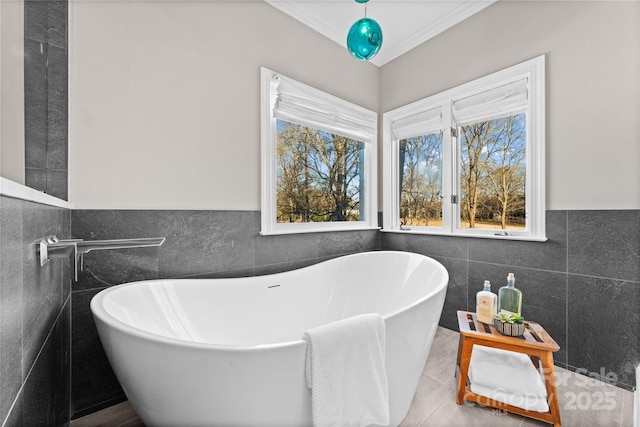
[464, 258, 640, 284]
[465, 253, 470, 312]
[69, 289, 74, 425]
[417, 388, 458, 427]
[465, 238, 469, 312]
[1, 294, 71, 427]
[565, 211, 570, 370]
[72, 286, 109, 294]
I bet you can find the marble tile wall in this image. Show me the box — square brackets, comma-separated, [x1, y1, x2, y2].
[381, 210, 640, 392]
[24, 0, 68, 201]
[0, 195, 71, 426]
[69, 209, 381, 418]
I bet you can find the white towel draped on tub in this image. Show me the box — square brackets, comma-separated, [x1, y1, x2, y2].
[303, 313, 390, 427]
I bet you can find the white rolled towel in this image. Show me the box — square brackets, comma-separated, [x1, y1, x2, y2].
[468, 345, 549, 412]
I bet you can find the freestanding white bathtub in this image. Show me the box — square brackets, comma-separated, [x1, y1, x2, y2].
[91, 250, 449, 426]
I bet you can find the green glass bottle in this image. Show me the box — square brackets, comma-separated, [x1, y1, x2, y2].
[498, 273, 522, 316]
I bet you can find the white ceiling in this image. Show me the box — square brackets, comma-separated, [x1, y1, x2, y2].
[265, 0, 496, 66]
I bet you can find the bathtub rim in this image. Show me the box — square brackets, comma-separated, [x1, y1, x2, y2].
[90, 250, 449, 352]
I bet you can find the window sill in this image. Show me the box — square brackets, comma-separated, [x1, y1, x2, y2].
[260, 225, 381, 236]
[380, 228, 547, 242]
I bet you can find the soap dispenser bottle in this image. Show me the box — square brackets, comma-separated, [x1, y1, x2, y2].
[498, 273, 522, 316]
[476, 280, 497, 324]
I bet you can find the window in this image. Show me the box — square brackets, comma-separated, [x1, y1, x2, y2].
[260, 67, 378, 235]
[383, 56, 546, 241]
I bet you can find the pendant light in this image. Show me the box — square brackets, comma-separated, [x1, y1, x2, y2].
[346, 0, 383, 61]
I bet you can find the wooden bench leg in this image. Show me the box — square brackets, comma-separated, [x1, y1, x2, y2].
[541, 351, 562, 427]
[455, 332, 464, 377]
[455, 336, 474, 405]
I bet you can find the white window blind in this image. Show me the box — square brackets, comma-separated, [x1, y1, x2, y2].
[452, 78, 529, 124]
[272, 74, 377, 143]
[391, 106, 443, 140]
[260, 67, 379, 236]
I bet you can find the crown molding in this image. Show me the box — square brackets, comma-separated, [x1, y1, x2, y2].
[370, 1, 495, 66]
[266, 0, 496, 67]
[266, 0, 348, 48]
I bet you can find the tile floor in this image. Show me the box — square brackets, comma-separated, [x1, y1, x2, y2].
[72, 327, 635, 427]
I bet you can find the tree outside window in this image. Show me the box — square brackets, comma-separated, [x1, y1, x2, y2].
[459, 113, 526, 230]
[276, 120, 364, 223]
[398, 132, 443, 227]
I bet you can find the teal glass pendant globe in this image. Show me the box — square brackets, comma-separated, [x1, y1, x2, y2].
[346, 17, 383, 61]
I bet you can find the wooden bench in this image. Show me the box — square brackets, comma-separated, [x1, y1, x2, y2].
[455, 310, 562, 426]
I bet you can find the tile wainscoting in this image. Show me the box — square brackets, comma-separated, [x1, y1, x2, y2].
[0, 195, 71, 426]
[69, 209, 381, 418]
[3, 207, 629, 421]
[382, 210, 640, 392]
[24, 0, 69, 201]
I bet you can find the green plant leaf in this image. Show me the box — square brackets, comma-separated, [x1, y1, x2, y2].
[494, 312, 524, 324]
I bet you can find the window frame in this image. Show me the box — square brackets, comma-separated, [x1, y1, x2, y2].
[382, 56, 546, 241]
[260, 67, 378, 235]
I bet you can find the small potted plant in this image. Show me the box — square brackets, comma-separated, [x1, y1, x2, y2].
[494, 312, 525, 336]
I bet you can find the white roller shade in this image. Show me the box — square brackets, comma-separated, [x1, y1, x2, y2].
[391, 107, 442, 140]
[453, 78, 529, 124]
[272, 74, 377, 143]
